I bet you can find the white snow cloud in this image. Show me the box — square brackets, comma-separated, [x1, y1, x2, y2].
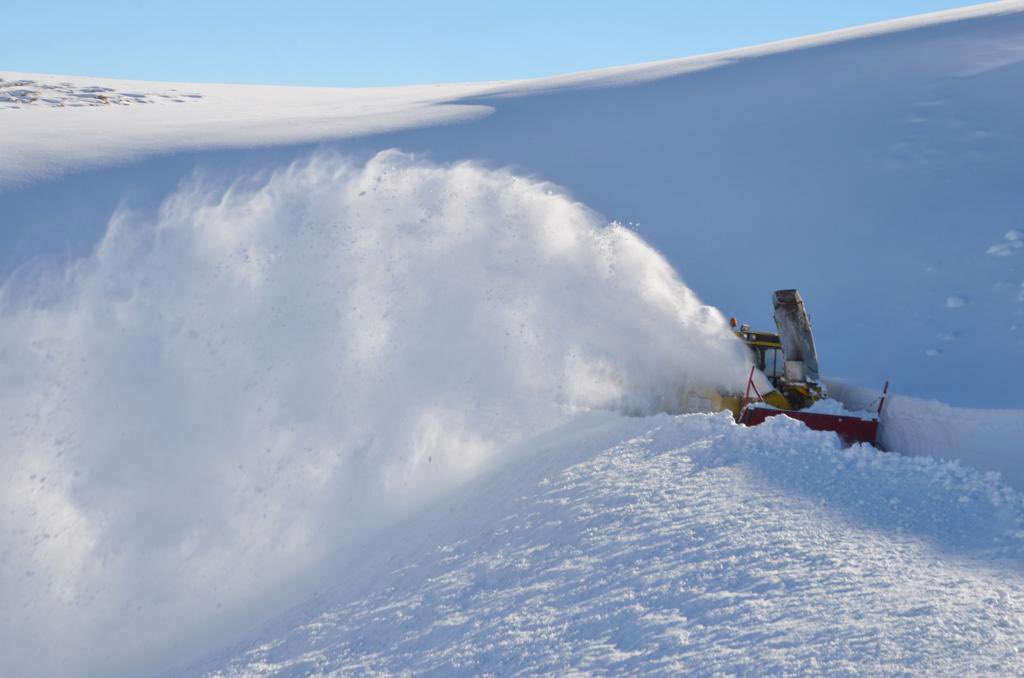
[0, 151, 751, 675]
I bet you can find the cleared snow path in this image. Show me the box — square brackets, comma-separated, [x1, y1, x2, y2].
[198, 413, 1024, 676]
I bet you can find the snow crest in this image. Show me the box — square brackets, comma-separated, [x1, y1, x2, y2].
[0, 151, 751, 676]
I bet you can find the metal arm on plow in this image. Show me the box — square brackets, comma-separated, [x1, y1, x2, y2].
[742, 365, 765, 408]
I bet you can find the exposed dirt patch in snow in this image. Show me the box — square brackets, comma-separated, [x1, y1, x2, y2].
[0, 77, 202, 109]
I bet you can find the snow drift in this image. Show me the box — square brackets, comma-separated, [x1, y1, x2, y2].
[828, 379, 1024, 488]
[0, 151, 751, 676]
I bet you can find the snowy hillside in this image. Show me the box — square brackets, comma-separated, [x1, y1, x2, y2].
[5, 3, 1024, 408]
[2, 2, 1024, 676]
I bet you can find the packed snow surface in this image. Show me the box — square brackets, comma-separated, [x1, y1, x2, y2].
[198, 413, 1024, 676]
[2, 2, 1024, 676]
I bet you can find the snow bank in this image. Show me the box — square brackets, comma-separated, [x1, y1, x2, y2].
[828, 379, 1024, 488]
[0, 151, 752, 676]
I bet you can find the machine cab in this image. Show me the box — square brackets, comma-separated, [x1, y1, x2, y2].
[733, 321, 785, 388]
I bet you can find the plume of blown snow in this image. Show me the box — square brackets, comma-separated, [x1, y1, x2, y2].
[0, 150, 751, 675]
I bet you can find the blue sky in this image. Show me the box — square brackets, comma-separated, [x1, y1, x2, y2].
[4, 1, 988, 86]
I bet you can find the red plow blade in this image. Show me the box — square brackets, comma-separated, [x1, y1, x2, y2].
[739, 406, 880, 446]
[738, 366, 888, 447]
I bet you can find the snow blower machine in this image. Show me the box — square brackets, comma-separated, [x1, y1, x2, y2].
[725, 289, 888, 447]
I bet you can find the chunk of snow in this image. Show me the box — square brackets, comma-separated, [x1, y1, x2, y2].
[802, 398, 871, 416]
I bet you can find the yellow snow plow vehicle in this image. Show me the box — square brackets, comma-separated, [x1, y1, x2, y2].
[724, 290, 888, 446]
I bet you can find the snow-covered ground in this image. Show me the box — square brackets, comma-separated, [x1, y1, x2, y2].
[196, 413, 1024, 676]
[2, 2, 1024, 676]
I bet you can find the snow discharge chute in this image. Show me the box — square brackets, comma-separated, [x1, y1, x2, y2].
[772, 289, 821, 384]
[0, 150, 753, 676]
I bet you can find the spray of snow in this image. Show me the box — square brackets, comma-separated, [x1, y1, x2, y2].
[0, 151, 752, 675]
